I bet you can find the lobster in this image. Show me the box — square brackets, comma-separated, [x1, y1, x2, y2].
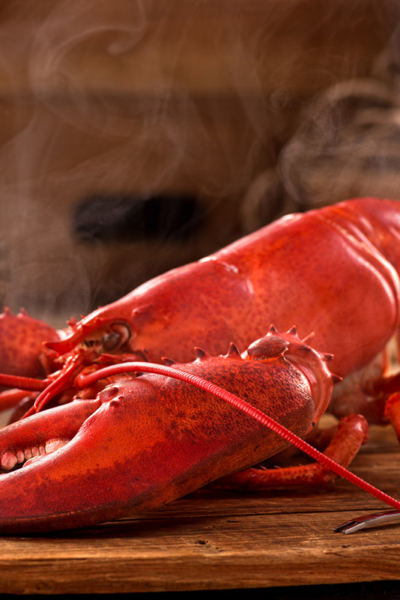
[1, 196, 400, 533]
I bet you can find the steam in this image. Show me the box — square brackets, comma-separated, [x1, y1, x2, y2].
[279, 79, 396, 207]
[0, 1, 398, 320]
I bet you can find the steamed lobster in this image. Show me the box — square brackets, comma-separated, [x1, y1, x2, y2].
[1, 197, 400, 533]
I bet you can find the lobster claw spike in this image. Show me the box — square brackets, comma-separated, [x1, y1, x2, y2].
[227, 342, 242, 359]
[161, 357, 176, 366]
[0, 309, 60, 378]
[195, 347, 210, 360]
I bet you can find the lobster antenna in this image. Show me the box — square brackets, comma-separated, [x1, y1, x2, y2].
[0, 373, 49, 391]
[22, 355, 87, 419]
[77, 361, 400, 513]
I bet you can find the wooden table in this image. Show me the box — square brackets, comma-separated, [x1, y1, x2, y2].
[0, 424, 399, 596]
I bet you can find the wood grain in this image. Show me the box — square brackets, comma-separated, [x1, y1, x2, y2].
[0, 425, 398, 594]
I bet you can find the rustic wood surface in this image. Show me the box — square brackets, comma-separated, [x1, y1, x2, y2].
[0, 424, 399, 595]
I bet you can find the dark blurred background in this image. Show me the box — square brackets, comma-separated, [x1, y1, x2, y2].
[0, 0, 400, 323]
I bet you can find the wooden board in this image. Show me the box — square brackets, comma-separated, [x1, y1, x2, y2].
[0, 425, 399, 594]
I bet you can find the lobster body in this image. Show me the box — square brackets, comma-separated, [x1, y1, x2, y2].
[46, 198, 400, 379]
[0, 197, 400, 532]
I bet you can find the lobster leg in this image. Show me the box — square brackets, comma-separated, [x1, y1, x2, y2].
[384, 393, 400, 442]
[210, 415, 369, 489]
[0, 389, 38, 413]
[331, 367, 400, 440]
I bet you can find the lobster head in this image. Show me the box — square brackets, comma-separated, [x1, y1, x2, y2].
[44, 281, 195, 364]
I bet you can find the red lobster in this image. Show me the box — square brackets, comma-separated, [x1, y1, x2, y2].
[1, 197, 400, 533]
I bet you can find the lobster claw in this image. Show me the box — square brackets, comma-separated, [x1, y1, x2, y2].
[0, 330, 335, 534]
[0, 379, 222, 533]
[0, 384, 184, 533]
[0, 398, 102, 532]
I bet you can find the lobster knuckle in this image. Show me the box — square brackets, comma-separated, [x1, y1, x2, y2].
[247, 335, 288, 360]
